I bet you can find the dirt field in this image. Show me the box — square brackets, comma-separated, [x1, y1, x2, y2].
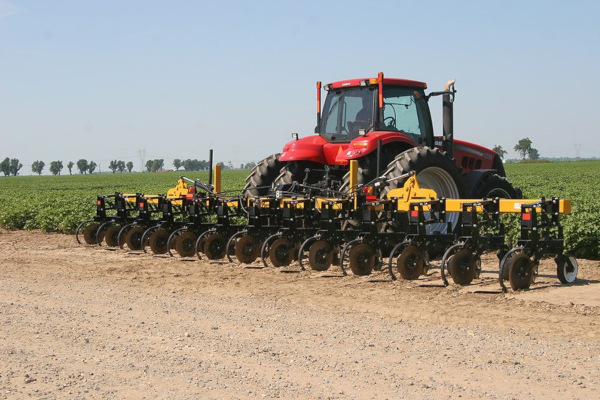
[1, 230, 599, 399]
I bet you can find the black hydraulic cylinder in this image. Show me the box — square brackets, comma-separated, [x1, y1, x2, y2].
[208, 149, 213, 185]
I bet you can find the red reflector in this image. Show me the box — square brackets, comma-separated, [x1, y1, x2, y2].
[186, 194, 194, 200]
[411, 210, 419, 218]
[139, 203, 144, 209]
[522, 213, 531, 221]
[97, 200, 101, 206]
[366, 195, 376, 202]
[362, 186, 373, 195]
[188, 187, 195, 193]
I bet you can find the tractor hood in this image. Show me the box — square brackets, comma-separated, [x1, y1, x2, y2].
[452, 139, 497, 171]
[280, 135, 349, 165]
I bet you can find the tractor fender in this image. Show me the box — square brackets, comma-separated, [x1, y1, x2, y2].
[336, 131, 418, 162]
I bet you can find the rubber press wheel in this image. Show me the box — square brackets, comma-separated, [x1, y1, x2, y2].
[508, 252, 534, 290]
[175, 231, 197, 257]
[449, 249, 478, 285]
[308, 240, 334, 271]
[125, 226, 145, 251]
[349, 243, 375, 276]
[397, 245, 425, 280]
[104, 225, 122, 247]
[269, 238, 294, 267]
[556, 254, 578, 284]
[149, 228, 170, 254]
[83, 223, 102, 245]
[204, 233, 227, 260]
[235, 235, 260, 264]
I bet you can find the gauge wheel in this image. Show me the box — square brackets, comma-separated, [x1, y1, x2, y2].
[175, 231, 197, 257]
[349, 243, 375, 276]
[149, 228, 170, 254]
[308, 240, 334, 271]
[204, 233, 227, 260]
[508, 252, 534, 290]
[104, 225, 122, 247]
[397, 245, 425, 280]
[268, 238, 294, 267]
[235, 234, 260, 264]
[83, 223, 102, 245]
[556, 254, 578, 284]
[125, 226, 145, 250]
[449, 248, 477, 285]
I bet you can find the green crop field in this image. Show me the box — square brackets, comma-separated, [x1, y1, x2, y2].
[1, 161, 599, 259]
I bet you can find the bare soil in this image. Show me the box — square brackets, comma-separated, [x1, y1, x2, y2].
[1, 230, 599, 399]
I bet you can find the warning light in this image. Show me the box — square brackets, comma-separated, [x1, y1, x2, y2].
[522, 213, 531, 221]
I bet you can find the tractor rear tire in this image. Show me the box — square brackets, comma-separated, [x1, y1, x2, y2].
[381, 147, 467, 232]
[472, 173, 522, 199]
[243, 154, 285, 196]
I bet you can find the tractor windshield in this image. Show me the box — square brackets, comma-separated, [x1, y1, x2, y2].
[319, 85, 433, 145]
[320, 87, 375, 142]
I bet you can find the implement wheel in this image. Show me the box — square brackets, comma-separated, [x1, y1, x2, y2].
[508, 252, 534, 290]
[104, 225, 122, 247]
[175, 231, 197, 257]
[83, 223, 103, 245]
[556, 254, 578, 284]
[149, 228, 170, 254]
[125, 226, 145, 251]
[397, 245, 425, 280]
[449, 249, 477, 285]
[235, 235, 260, 264]
[204, 233, 227, 260]
[349, 243, 375, 276]
[308, 240, 333, 271]
[269, 238, 293, 267]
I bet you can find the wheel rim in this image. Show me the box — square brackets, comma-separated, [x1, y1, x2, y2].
[235, 235, 259, 264]
[449, 248, 476, 285]
[149, 229, 169, 254]
[308, 240, 333, 271]
[269, 238, 293, 267]
[509, 252, 533, 290]
[126, 227, 145, 250]
[397, 245, 424, 280]
[104, 226, 122, 247]
[417, 167, 460, 232]
[83, 223, 100, 245]
[349, 243, 374, 276]
[204, 233, 227, 260]
[556, 254, 578, 284]
[175, 232, 197, 257]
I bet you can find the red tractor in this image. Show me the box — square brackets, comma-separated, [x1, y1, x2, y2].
[244, 72, 521, 202]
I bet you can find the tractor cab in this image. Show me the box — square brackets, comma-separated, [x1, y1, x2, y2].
[319, 78, 434, 148]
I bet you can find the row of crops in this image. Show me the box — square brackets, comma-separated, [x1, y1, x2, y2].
[0, 162, 598, 259]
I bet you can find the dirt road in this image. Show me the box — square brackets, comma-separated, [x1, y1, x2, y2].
[1, 230, 599, 399]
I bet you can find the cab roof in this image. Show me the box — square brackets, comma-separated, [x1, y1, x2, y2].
[328, 77, 427, 90]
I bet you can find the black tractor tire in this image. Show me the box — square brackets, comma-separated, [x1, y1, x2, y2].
[380, 147, 467, 232]
[243, 154, 285, 197]
[472, 173, 522, 199]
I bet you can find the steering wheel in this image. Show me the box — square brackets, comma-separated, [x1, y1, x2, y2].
[384, 116, 396, 128]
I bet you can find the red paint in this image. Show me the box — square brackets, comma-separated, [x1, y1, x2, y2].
[328, 77, 427, 90]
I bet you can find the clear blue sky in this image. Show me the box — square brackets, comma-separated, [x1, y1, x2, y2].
[1, 0, 599, 173]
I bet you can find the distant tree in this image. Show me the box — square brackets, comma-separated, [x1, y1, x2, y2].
[117, 160, 126, 173]
[173, 159, 182, 170]
[88, 161, 97, 174]
[108, 160, 118, 173]
[528, 148, 540, 160]
[77, 159, 89, 174]
[492, 145, 507, 160]
[151, 159, 164, 172]
[145, 160, 153, 172]
[67, 161, 74, 175]
[126, 161, 134, 173]
[243, 161, 257, 170]
[9, 158, 22, 176]
[31, 160, 45, 175]
[0, 157, 10, 176]
[514, 138, 533, 160]
[49, 161, 63, 175]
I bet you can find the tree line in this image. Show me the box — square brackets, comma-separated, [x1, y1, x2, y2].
[493, 137, 540, 161]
